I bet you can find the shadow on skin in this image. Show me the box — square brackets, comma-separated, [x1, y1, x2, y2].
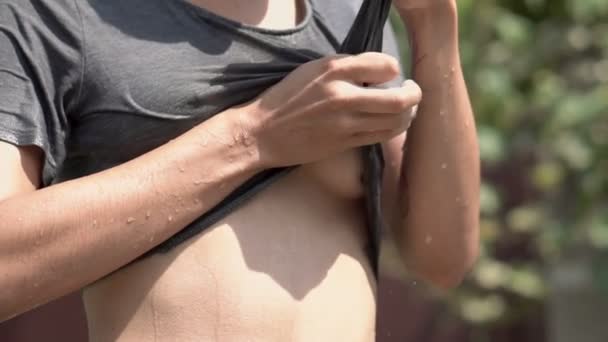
[83, 170, 375, 341]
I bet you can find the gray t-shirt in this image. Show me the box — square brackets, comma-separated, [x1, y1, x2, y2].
[0, 0, 403, 261]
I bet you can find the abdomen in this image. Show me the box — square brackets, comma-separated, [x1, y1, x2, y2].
[83, 156, 375, 342]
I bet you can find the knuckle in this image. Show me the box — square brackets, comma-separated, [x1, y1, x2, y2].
[321, 56, 346, 76]
[323, 83, 349, 108]
[382, 55, 401, 76]
[390, 92, 413, 112]
[361, 52, 400, 76]
[323, 82, 341, 98]
[336, 114, 353, 131]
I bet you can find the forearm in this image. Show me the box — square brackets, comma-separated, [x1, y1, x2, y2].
[0, 108, 261, 320]
[395, 5, 480, 287]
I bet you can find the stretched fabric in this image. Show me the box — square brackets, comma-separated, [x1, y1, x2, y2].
[145, 0, 393, 276]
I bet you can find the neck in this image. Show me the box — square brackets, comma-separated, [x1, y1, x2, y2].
[186, 0, 306, 30]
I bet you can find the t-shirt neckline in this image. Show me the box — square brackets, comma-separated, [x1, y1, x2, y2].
[175, 0, 314, 36]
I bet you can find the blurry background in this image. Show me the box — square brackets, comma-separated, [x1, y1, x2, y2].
[1, 0, 607, 341]
[379, 0, 608, 341]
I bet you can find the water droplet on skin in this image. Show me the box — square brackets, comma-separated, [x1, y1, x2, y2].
[194, 180, 202, 186]
[149, 236, 156, 243]
[441, 163, 448, 169]
[168, 216, 173, 222]
[33, 282, 39, 288]
[439, 110, 446, 116]
[425, 235, 433, 244]
[127, 217, 136, 224]
[451, 67, 456, 73]
[145, 211, 151, 219]
[92, 220, 98, 227]
[456, 197, 462, 203]
[242, 132, 254, 147]
[174, 208, 180, 214]
[412, 281, 417, 286]
[178, 166, 185, 173]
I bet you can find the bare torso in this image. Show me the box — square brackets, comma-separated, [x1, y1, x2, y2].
[82, 2, 376, 341]
[83, 150, 376, 342]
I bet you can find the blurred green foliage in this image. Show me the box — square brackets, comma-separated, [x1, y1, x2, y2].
[392, 0, 608, 335]
[459, 0, 608, 329]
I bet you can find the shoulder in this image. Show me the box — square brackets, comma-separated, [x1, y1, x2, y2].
[0, 0, 82, 34]
[0, 0, 81, 17]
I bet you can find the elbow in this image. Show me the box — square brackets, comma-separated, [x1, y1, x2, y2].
[414, 247, 478, 290]
[400, 228, 480, 291]
[419, 256, 476, 290]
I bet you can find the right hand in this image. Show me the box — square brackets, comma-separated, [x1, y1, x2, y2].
[240, 52, 422, 168]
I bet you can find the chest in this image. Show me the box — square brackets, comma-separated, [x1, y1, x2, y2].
[60, 0, 339, 179]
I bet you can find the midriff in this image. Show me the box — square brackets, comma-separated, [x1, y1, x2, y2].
[82, 150, 377, 342]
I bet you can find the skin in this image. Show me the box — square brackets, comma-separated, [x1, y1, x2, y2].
[0, 0, 478, 340]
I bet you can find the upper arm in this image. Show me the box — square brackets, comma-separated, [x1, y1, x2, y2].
[0, 141, 43, 200]
[0, 1, 82, 187]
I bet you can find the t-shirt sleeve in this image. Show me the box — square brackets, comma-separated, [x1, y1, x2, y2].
[0, 0, 83, 186]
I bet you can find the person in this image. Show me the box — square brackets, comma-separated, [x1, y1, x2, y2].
[0, 0, 479, 340]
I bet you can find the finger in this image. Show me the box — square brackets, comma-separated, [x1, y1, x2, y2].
[341, 79, 423, 114]
[348, 108, 416, 132]
[323, 52, 401, 85]
[348, 127, 406, 146]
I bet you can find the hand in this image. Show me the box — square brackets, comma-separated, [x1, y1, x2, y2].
[241, 52, 421, 168]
